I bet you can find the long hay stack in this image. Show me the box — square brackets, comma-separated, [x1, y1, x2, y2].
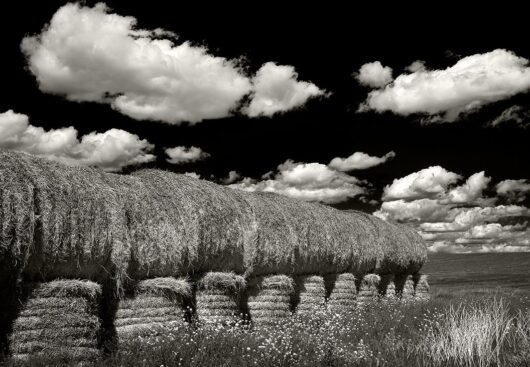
[0, 150, 427, 287]
[115, 278, 191, 342]
[196, 272, 245, 325]
[414, 274, 430, 301]
[327, 273, 357, 313]
[295, 276, 326, 315]
[357, 274, 381, 305]
[9, 280, 101, 363]
[399, 275, 416, 301]
[247, 275, 294, 326]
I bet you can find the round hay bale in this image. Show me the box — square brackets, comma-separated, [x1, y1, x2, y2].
[327, 273, 357, 313]
[296, 275, 326, 315]
[357, 274, 380, 305]
[116, 277, 191, 342]
[9, 280, 102, 363]
[196, 272, 245, 325]
[247, 275, 294, 326]
[414, 274, 430, 301]
[398, 274, 415, 301]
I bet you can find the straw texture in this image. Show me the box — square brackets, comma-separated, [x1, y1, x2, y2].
[296, 276, 326, 315]
[9, 280, 101, 363]
[247, 275, 294, 326]
[327, 274, 357, 313]
[196, 272, 245, 324]
[399, 275, 416, 301]
[414, 274, 430, 301]
[357, 274, 381, 305]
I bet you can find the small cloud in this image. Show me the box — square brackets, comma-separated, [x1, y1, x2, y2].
[496, 179, 530, 203]
[329, 151, 395, 172]
[489, 105, 530, 128]
[355, 61, 393, 88]
[221, 170, 241, 184]
[165, 146, 209, 164]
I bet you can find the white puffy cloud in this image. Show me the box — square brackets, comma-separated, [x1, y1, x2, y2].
[221, 170, 241, 185]
[360, 49, 530, 122]
[328, 151, 395, 172]
[373, 198, 454, 223]
[229, 160, 368, 204]
[496, 179, 530, 202]
[444, 171, 491, 204]
[0, 110, 154, 171]
[355, 61, 393, 88]
[244, 62, 326, 117]
[165, 146, 209, 164]
[22, 4, 324, 124]
[489, 105, 530, 128]
[382, 166, 461, 201]
[184, 172, 200, 179]
[405, 60, 426, 73]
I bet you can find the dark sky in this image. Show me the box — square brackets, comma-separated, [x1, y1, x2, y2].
[0, 1, 529, 212]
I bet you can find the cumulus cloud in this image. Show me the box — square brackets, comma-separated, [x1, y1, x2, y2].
[355, 61, 393, 88]
[382, 166, 461, 201]
[21, 4, 324, 124]
[165, 146, 209, 164]
[489, 105, 530, 128]
[375, 165, 530, 253]
[496, 179, 530, 203]
[221, 170, 241, 185]
[229, 160, 368, 204]
[184, 172, 201, 179]
[329, 151, 395, 172]
[0, 110, 154, 171]
[244, 62, 326, 117]
[359, 49, 530, 122]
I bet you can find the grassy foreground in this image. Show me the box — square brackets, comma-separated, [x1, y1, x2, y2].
[6, 289, 530, 367]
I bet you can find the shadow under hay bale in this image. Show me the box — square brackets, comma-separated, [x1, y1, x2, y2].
[327, 273, 357, 313]
[414, 274, 430, 301]
[396, 274, 415, 302]
[9, 280, 102, 363]
[196, 272, 245, 325]
[357, 274, 380, 305]
[295, 275, 326, 315]
[379, 274, 397, 300]
[247, 275, 294, 327]
[115, 277, 191, 343]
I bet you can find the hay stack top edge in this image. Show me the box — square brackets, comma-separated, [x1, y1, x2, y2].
[0, 150, 427, 283]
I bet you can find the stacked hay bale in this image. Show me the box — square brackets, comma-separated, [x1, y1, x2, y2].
[247, 275, 294, 327]
[115, 277, 191, 342]
[399, 275, 416, 302]
[296, 275, 326, 315]
[414, 274, 430, 301]
[381, 274, 397, 300]
[196, 272, 245, 325]
[9, 280, 101, 363]
[327, 273, 357, 313]
[357, 274, 381, 305]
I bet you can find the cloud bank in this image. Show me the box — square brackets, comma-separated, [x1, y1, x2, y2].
[0, 110, 154, 171]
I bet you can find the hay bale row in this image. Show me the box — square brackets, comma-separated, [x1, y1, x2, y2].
[116, 278, 191, 341]
[0, 150, 427, 285]
[196, 272, 245, 325]
[9, 280, 101, 363]
[296, 276, 326, 314]
[327, 274, 357, 312]
[247, 275, 294, 326]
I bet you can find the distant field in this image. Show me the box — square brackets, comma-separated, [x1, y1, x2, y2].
[423, 253, 530, 302]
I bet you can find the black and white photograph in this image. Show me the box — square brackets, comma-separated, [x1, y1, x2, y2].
[0, 2, 529, 366]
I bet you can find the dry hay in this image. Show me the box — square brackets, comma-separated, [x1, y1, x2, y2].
[380, 274, 397, 300]
[397, 274, 416, 302]
[295, 275, 326, 315]
[327, 273, 357, 313]
[414, 274, 430, 301]
[116, 277, 191, 341]
[357, 274, 381, 305]
[196, 272, 245, 324]
[247, 275, 294, 326]
[0, 150, 427, 285]
[9, 280, 101, 362]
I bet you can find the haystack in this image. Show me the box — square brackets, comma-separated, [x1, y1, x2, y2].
[398, 275, 415, 301]
[116, 277, 191, 342]
[414, 274, 430, 301]
[9, 280, 101, 363]
[247, 275, 294, 326]
[196, 272, 245, 325]
[327, 273, 357, 313]
[0, 150, 427, 285]
[295, 276, 326, 315]
[357, 274, 380, 305]
[380, 274, 397, 299]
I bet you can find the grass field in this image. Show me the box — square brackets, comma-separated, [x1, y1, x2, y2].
[5, 253, 530, 367]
